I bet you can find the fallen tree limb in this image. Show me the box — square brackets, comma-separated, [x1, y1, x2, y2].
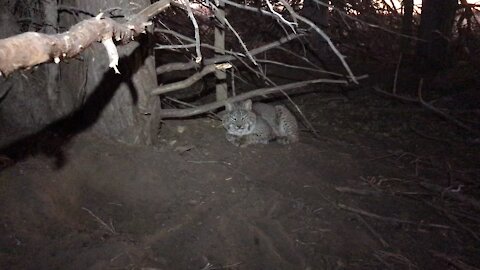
[373, 83, 480, 138]
[421, 198, 480, 241]
[356, 213, 390, 248]
[419, 181, 480, 212]
[431, 251, 480, 270]
[158, 77, 360, 118]
[0, 0, 171, 76]
[417, 81, 480, 137]
[338, 203, 451, 230]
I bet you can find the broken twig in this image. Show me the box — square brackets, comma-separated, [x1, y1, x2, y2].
[338, 203, 451, 230]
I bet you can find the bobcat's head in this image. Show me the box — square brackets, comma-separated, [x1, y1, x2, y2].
[222, 99, 257, 136]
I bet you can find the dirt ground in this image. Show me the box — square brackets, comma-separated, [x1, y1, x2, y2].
[1, 86, 480, 270]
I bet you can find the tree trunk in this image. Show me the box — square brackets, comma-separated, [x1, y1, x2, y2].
[0, 0, 161, 145]
[416, 0, 458, 70]
[300, 0, 329, 65]
[44, 0, 60, 108]
[401, 0, 414, 54]
[0, 0, 62, 136]
[64, 0, 160, 145]
[302, 0, 328, 27]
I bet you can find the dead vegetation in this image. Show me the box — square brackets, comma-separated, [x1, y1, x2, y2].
[1, 0, 480, 269]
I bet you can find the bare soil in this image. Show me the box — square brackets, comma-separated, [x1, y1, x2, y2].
[1, 88, 479, 270]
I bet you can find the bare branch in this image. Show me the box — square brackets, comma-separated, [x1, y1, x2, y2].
[291, 10, 358, 83]
[417, 80, 480, 137]
[155, 32, 305, 74]
[431, 251, 480, 270]
[373, 86, 417, 103]
[151, 63, 231, 95]
[155, 29, 244, 57]
[219, 0, 358, 82]
[337, 203, 451, 230]
[0, 0, 171, 76]
[181, 0, 202, 62]
[81, 207, 116, 234]
[418, 180, 480, 211]
[158, 78, 356, 118]
[266, 0, 297, 33]
[154, 43, 197, 50]
[312, 0, 424, 41]
[156, 61, 198, 74]
[223, 17, 258, 66]
[275, 46, 324, 70]
[374, 83, 480, 138]
[255, 59, 343, 76]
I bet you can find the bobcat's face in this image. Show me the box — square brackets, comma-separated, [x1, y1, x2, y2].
[222, 101, 257, 136]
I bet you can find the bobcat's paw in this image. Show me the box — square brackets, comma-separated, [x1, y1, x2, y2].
[226, 134, 250, 147]
[226, 134, 240, 146]
[277, 135, 298, 145]
[237, 136, 251, 147]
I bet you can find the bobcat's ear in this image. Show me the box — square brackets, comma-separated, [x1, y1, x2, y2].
[243, 99, 252, 110]
[225, 102, 234, 111]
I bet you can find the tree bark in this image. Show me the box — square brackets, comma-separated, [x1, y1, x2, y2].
[416, 0, 458, 70]
[0, 1, 60, 134]
[300, 0, 329, 65]
[401, 0, 414, 54]
[44, 0, 60, 107]
[66, 0, 160, 145]
[302, 0, 328, 27]
[0, 0, 162, 145]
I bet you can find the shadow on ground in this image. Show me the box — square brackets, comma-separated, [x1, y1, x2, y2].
[1, 107, 479, 269]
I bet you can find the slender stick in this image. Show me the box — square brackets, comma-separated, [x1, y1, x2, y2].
[155, 32, 305, 75]
[181, 0, 202, 62]
[338, 203, 451, 230]
[219, 0, 358, 82]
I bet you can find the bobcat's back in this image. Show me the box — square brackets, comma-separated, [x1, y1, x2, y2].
[252, 103, 277, 132]
[275, 105, 299, 144]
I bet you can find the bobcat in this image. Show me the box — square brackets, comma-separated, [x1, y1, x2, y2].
[222, 99, 299, 147]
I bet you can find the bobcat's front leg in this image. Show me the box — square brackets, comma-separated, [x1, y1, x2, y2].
[227, 135, 253, 148]
[227, 134, 263, 147]
[226, 133, 242, 147]
[239, 133, 271, 147]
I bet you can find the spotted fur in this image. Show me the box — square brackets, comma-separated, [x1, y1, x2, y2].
[222, 99, 299, 147]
